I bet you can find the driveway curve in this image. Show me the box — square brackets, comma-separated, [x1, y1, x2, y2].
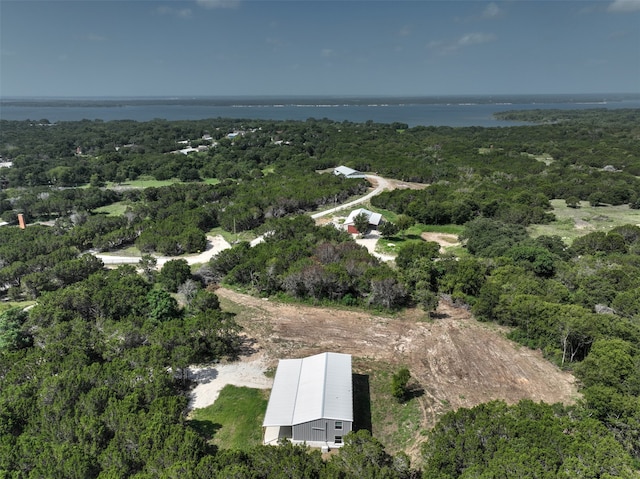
[311, 175, 392, 219]
[95, 174, 396, 267]
[95, 234, 232, 267]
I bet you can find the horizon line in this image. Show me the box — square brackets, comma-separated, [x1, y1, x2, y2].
[2, 92, 640, 101]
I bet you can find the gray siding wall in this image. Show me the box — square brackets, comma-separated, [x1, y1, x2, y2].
[293, 419, 353, 443]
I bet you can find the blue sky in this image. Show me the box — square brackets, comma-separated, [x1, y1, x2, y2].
[1, 0, 639, 97]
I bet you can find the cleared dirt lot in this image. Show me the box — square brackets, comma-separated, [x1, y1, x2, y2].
[420, 232, 460, 253]
[216, 288, 579, 456]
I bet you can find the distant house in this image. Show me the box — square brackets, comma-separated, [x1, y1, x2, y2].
[344, 208, 383, 234]
[263, 352, 353, 450]
[333, 165, 366, 179]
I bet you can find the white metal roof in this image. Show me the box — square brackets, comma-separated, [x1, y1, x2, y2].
[334, 165, 363, 177]
[262, 352, 353, 427]
[344, 208, 383, 226]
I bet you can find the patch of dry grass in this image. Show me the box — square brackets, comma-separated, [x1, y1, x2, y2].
[529, 200, 640, 245]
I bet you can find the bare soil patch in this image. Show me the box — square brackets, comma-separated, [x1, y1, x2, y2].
[420, 232, 460, 252]
[383, 178, 429, 191]
[187, 353, 272, 412]
[216, 288, 578, 458]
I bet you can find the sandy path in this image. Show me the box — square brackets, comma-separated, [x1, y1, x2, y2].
[311, 175, 392, 219]
[354, 230, 395, 262]
[96, 234, 231, 267]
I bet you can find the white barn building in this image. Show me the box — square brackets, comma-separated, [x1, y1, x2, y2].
[333, 165, 366, 179]
[344, 208, 383, 234]
[262, 352, 353, 450]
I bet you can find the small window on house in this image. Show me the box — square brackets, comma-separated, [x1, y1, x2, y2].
[335, 421, 343, 430]
[334, 436, 343, 445]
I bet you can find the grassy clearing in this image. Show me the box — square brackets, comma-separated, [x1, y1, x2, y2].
[376, 235, 421, 255]
[0, 301, 35, 314]
[376, 223, 464, 256]
[367, 205, 398, 223]
[529, 200, 640, 244]
[521, 152, 554, 165]
[207, 226, 256, 245]
[106, 178, 178, 189]
[356, 359, 424, 457]
[417, 224, 465, 235]
[376, 238, 401, 255]
[104, 177, 219, 189]
[217, 294, 276, 340]
[189, 385, 269, 450]
[93, 202, 128, 216]
[99, 245, 142, 257]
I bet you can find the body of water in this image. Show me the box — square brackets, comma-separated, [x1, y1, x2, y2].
[1, 94, 639, 127]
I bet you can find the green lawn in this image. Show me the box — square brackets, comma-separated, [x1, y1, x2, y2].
[529, 200, 640, 245]
[366, 205, 411, 224]
[416, 224, 465, 235]
[103, 177, 219, 189]
[0, 301, 35, 314]
[106, 178, 177, 189]
[189, 385, 269, 450]
[93, 202, 129, 216]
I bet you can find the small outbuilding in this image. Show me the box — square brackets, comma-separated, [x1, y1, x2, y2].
[263, 352, 353, 449]
[333, 165, 366, 179]
[344, 208, 383, 234]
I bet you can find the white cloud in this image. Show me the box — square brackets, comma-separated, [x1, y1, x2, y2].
[321, 49, 334, 58]
[429, 32, 496, 54]
[607, 0, 640, 12]
[266, 37, 283, 47]
[156, 6, 192, 18]
[196, 0, 241, 9]
[458, 32, 496, 47]
[398, 25, 412, 37]
[482, 2, 503, 19]
[86, 34, 107, 42]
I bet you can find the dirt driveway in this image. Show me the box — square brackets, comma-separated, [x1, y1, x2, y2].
[216, 287, 578, 454]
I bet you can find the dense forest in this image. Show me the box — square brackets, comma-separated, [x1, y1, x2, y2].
[1, 110, 640, 477]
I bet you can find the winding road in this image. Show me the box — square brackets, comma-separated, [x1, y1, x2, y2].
[96, 174, 394, 266]
[310, 174, 392, 219]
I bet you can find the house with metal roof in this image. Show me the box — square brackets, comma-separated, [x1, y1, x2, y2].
[263, 352, 353, 449]
[344, 208, 383, 234]
[333, 165, 366, 178]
